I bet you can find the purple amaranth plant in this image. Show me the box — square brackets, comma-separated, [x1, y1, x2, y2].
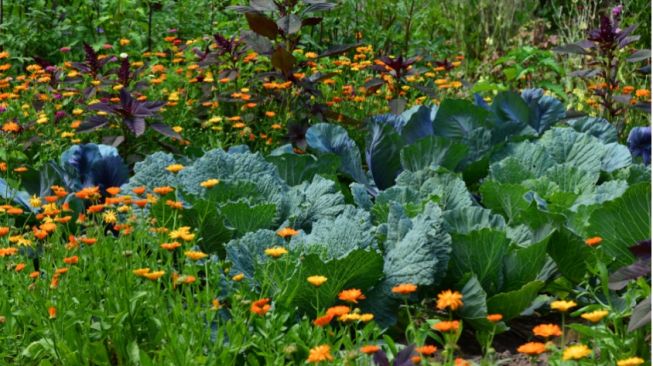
[554, 7, 651, 137]
[373, 345, 416, 366]
[78, 88, 180, 142]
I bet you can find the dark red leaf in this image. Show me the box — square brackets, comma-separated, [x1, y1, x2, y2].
[150, 122, 182, 140]
[245, 12, 279, 40]
[271, 47, 296, 75]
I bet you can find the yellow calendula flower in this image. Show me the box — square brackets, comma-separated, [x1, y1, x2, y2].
[232, 273, 245, 282]
[102, 210, 117, 224]
[169, 226, 195, 241]
[307, 275, 327, 287]
[550, 300, 577, 312]
[200, 179, 220, 188]
[562, 344, 591, 360]
[165, 164, 184, 173]
[29, 195, 42, 208]
[581, 309, 608, 323]
[276, 227, 299, 238]
[264, 246, 288, 258]
[617, 357, 646, 366]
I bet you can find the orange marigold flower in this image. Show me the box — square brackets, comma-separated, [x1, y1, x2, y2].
[326, 306, 350, 317]
[80, 237, 97, 245]
[276, 227, 299, 238]
[0, 247, 18, 257]
[153, 186, 174, 195]
[454, 358, 470, 366]
[416, 345, 437, 356]
[635, 89, 651, 98]
[75, 186, 100, 200]
[211, 298, 221, 310]
[585, 236, 602, 246]
[432, 320, 460, 333]
[63, 256, 79, 264]
[29, 271, 40, 279]
[15, 263, 26, 272]
[486, 313, 503, 322]
[360, 345, 380, 354]
[313, 314, 334, 327]
[7, 207, 23, 215]
[161, 242, 182, 251]
[391, 283, 417, 295]
[87, 204, 104, 213]
[48, 306, 57, 319]
[517, 342, 547, 355]
[184, 250, 208, 260]
[251, 298, 271, 316]
[338, 288, 366, 303]
[166, 200, 184, 209]
[2, 121, 20, 133]
[132, 186, 147, 195]
[133, 268, 151, 277]
[143, 270, 166, 280]
[411, 356, 422, 364]
[0, 227, 9, 236]
[533, 323, 562, 338]
[436, 289, 463, 311]
[307, 345, 333, 363]
[550, 300, 576, 312]
[105, 187, 121, 196]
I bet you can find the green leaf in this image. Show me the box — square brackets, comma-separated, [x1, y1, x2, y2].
[277, 249, 383, 315]
[443, 206, 506, 235]
[225, 230, 285, 278]
[382, 202, 452, 287]
[286, 175, 346, 231]
[400, 136, 468, 172]
[480, 181, 530, 223]
[290, 206, 375, 259]
[183, 195, 234, 256]
[502, 233, 551, 291]
[566, 117, 617, 143]
[450, 229, 510, 295]
[547, 228, 592, 283]
[486, 280, 544, 320]
[220, 201, 276, 235]
[366, 122, 404, 189]
[266, 153, 340, 186]
[601, 143, 632, 173]
[538, 128, 603, 172]
[588, 183, 651, 266]
[490, 91, 531, 141]
[433, 99, 492, 139]
[544, 163, 599, 194]
[306, 123, 367, 184]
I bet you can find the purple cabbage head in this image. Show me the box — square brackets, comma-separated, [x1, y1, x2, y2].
[627, 126, 651, 165]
